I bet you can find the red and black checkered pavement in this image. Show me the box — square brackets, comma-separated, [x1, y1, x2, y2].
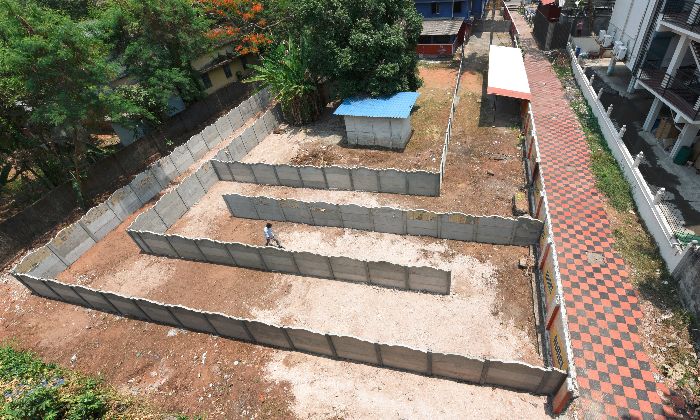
[509, 13, 680, 419]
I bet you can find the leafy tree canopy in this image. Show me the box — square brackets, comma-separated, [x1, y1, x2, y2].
[293, 0, 423, 98]
[197, 0, 272, 55]
[98, 0, 211, 120]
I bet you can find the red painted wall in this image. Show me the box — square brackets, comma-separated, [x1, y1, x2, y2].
[417, 43, 455, 56]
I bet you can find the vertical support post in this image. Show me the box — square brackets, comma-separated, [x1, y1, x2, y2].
[589, 73, 595, 85]
[633, 151, 644, 168]
[642, 98, 663, 132]
[606, 104, 614, 117]
[618, 125, 627, 138]
[597, 87, 604, 99]
[654, 187, 666, 205]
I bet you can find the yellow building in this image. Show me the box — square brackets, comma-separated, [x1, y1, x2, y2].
[190, 44, 257, 95]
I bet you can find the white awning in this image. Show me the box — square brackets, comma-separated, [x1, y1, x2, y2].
[487, 45, 532, 101]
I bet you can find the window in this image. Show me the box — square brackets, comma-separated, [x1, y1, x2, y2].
[201, 73, 213, 89]
[453, 1, 463, 13]
[431, 2, 440, 14]
[223, 63, 233, 79]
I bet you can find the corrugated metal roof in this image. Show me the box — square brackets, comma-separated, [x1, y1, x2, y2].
[333, 92, 420, 119]
[421, 19, 464, 36]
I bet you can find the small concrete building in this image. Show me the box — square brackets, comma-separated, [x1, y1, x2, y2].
[334, 92, 420, 149]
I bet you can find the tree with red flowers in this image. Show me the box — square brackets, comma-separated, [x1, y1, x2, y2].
[197, 0, 279, 54]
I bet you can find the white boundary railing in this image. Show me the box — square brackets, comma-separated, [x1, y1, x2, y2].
[566, 43, 688, 271]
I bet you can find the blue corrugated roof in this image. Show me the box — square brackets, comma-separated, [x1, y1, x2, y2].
[334, 92, 420, 119]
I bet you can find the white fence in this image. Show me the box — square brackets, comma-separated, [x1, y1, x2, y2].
[567, 44, 688, 271]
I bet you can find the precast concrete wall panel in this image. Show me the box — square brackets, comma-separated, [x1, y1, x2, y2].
[309, 202, 343, 227]
[512, 218, 544, 246]
[431, 353, 484, 382]
[131, 209, 167, 233]
[150, 156, 179, 188]
[74, 287, 118, 314]
[351, 167, 380, 192]
[373, 207, 406, 235]
[262, 110, 277, 133]
[286, 328, 334, 356]
[245, 321, 290, 348]
[139, 231, 179, 258]
[329, 257, 369, 283]
[339, 204, 374, 231]
[251, 163, 279, 185]
[259, 247, 298, 273]
[224, 194, 258, 219]
[275, 165, 303, 187]
[299, 167, 327, 189]
[229, 162, 256, 183]
[368, 262, 406, 289]
[476, 217, 514, 244]
[202, 124, 222, 149]
[136, 299, 180, 326]
[378, 169, 408, 194]
[206, 313, 251, 340]
[379, 344, 429, 373]
[47, 223, 96, 266]
[324, 167, 353, 190]
[228, 137, 248, 161]
[440, 214, 476, 241]
[280, 199, 313, 224]
[407, 171, 440, 196]
[226, 243, 266, 270]
[409, 267, 451, 294]
[153, 191, 188, 228]
[129, 170, 162, 204]
[196, 162, 218, 191]
[106, 186, 142, 221]
[539, 370, 568, 394]
[14, 275, 61, 300]
[212, 160, 234, 181]
[227, 108, 244, 131]
[239, 98, 254, 121]
[485, 361, 545, 393]
[253, 196, 285, 221]
[43, 280, 87, 306]
[186, 134, 208, 161]
[253, 118, 267, 143]
[127, 231, 150, 253]
[330, 335, 379, 364]
[15, 246, 67, 278]
[169, 144, 195, 175]
[240, 127, 258, 152]
[215, 114, 234, 140]
[406, 210, 439, 237]
[176, 175, 206, 208]
[103, 292, 149, 320]
[167, 235, 206, 261]
[196, 238, 235, 265]
[170, 306, 217, 334]
[293, 252, 333, 278]
[79, 202, 121, 241]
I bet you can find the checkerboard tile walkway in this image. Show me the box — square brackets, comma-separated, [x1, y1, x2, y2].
[509, 13, 679, 419]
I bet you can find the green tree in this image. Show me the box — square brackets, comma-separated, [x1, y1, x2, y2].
[35, 0, 96, 19]
[293, 0, 423, 98]
[0, 0, 142, 203]
[99, 0, 211, 120]
[247, 38, 321, 125]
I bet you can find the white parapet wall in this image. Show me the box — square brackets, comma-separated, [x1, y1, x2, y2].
[567, 44, 688, 271]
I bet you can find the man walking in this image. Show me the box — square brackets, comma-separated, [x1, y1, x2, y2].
[264, 223, 282, 247]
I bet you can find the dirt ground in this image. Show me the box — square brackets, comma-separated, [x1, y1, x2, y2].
[1, 26, 553, 419]
[244, 63, 458, 173]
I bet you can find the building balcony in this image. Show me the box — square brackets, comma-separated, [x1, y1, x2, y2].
[637, 66, 700, 123]
[661, 0, 700, 38]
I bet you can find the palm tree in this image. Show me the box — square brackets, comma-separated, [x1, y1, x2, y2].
[246, 38, 321, 125]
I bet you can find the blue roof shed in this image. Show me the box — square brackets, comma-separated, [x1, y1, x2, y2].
[334, 92, 420, 149]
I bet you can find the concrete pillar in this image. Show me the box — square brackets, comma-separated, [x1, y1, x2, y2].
[634, 151, 645, 167]
[663, 35, 690, 87]
[607, 55, 616, 75]
[643, 98, 663, 131]
[670, 123, 700, 160]
[654, 188, 666, 204]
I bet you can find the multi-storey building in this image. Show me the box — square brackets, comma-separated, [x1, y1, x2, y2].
[607, 0, 700, 160]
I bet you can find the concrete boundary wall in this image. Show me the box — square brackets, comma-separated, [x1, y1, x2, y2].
[212, 160, 441, 197]
[11, 87, 272, 280]
[125, 226, 452, 294]
[11, 272, 567, 396]
[223, 194, 544, 246]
